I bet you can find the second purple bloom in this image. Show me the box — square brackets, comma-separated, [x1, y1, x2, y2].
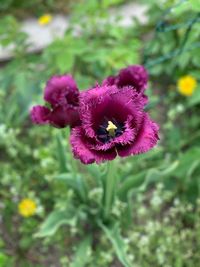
[31, 75, 80, 128]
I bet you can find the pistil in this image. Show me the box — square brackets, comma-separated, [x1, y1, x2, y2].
[106, 121, 117, 137]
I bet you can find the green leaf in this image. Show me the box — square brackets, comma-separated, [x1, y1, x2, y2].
[56, 50, 74, 72]
[187, 159, 200, 179]
[102, 0, 124, 8]
[98, 222, 132, 267]
[190, 0, 200, 11]
[173, 1, 191, 15]
[35, 210, 74, 238]
[174, 148, 200, 178]
[0, 253, 12, 267]
[0, 0, 13, 11]
[70, 237, 92, 267]
[55, 173, 80, 192]
[118, 160, 179, 199]
[140, 161, 179, 191]
[55, 173, 77, 185]
[118, 172, 146, 200]
[55, 173, 88, 202]
[188, 86, 200, 107]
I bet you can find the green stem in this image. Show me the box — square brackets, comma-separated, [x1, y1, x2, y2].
[56, 130, 68, 173]
[103, 161, 117, 221]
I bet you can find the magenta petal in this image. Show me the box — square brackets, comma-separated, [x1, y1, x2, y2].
[30, 105, 50, 124]
[44, 75, 78, 106]
[70, 127, 117, 164]
[103, 65, 148, 94]
[48, 106, 68, 128]
[142, 95, 149, 106]
[49, 105, 80, 128]
[102, 75, 116, 86]
[117, 65, 148, 93]
[65, 108, 81, 128]
[117, 114, 159, 157]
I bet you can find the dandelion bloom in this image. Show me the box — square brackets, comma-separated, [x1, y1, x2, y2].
[38, 14, 52, 25]
[70, 85, 159, 164]
[18, 198, 37, 217]
[178, 75, 197, 96]
[31, 75, 80, 128]
[103, 65, 148, 94]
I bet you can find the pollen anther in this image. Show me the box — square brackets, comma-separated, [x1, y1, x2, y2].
[106, 121, 117, 137]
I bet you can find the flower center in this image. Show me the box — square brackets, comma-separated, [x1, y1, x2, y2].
[106, 121, 117, 137]
[97, 119, 125, 143]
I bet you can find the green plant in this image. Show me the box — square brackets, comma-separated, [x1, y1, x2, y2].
[1, 0, 200, 266]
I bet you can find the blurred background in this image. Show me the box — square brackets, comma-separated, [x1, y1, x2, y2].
[0, 0, 200, 266]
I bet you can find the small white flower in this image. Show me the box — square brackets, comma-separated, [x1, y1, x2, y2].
[138, 206, 147, 215]
[173, 198, 180, 206]
[151, 195, 162, 207]
[157, 183, 164, 190]
[139, 235, 149, 246]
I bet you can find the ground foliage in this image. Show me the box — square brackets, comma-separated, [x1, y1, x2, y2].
[0, 0, 200, 266]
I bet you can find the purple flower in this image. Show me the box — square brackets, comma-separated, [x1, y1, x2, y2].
[70, 85, 159, 164]
[103, 65, 148, 94]
[30, 75, 80, 128]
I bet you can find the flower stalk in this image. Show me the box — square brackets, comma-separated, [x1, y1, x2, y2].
[103, 161, 118, 221]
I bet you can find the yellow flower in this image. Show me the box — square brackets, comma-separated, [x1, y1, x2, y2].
[18, 198, 37, 217]
[177, 75, 197, 96]
[38, 14, 52, 26]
